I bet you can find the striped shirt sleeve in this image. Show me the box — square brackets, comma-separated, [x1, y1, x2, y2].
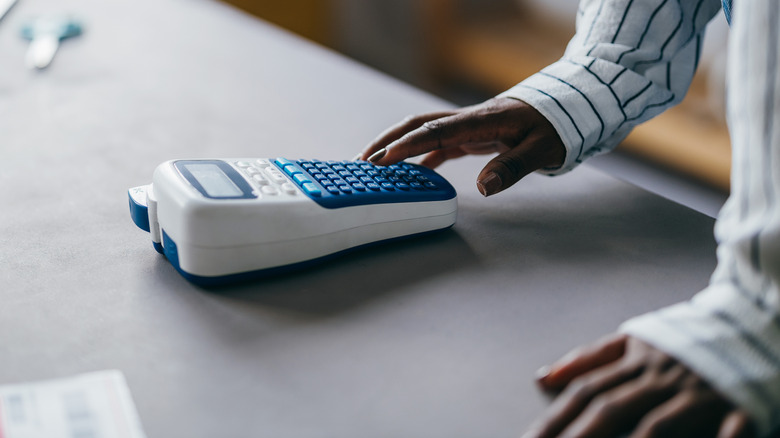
[498, 0, 722, 174]
[621, 0, 780, 435]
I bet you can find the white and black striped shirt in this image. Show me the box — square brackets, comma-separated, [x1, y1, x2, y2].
[500, 0, 780, 434]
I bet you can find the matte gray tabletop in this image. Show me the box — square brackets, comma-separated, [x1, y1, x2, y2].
[0, 0, 717, 436]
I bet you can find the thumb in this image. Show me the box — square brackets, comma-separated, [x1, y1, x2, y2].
[475, 131, 565, 197]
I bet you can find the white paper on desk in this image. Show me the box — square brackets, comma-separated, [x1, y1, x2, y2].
[0, 370, 147, 438]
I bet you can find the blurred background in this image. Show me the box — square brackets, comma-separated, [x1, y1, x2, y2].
[222, 0, 732, 193]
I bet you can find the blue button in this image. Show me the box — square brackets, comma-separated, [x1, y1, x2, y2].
[381, 183, 395, 191]
[293, 174, 311, 185]
[282, 165, 300, 176]
[395, 182, 410, 190]
[410, 182, 424, 190]
[345, 176, 359, 184]
[360, 176, 373, 183]
[326, 186, 340, 195]
[366, 182, 381, 191]
[275, 158, 294, 167]
[424, 182, 438, 190]
[351, 183, 367, 191]
[302, 182, 322, 197]
[338, 185, 353, 194]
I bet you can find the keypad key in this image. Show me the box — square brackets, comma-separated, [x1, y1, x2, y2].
[252, 174, 270, 185]
[302, 182, 322, 197]
[381, 183, 395, 191]
[282, 183, 298, 195]
[410, 182, 424, 190]
[282, 165, 300, 177]
[395, 182, 410, 190]
[424, 182, 438, 190]
[262, 185, 279, 196]
[293, 174, 311, 185]
[338, 185, 353, 194]
[366, 182, 381, 191]
[275, 158, 294, 167]
[351, 183, 367, 191]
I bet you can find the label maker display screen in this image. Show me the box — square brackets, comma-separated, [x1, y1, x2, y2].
[174, 160, 255, 199]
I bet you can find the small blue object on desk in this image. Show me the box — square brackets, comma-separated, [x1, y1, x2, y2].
[20, 16, 82, 69]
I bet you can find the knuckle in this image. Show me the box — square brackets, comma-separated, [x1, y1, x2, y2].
[566, 379, 595, 401]
[589, 395, 619, 421]
[493, 155, 528, 179]
[421, 119, 444, 132]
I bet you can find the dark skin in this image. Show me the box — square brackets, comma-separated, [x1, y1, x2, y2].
[358, 97, 757, 437]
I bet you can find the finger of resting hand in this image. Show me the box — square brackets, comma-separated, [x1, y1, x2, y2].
[420, 142, 508, 169]
[372, 111, 506, 165]
[717, 411, 756, 438]
[360, 111, 458, 161]
[630, 389, 732, 438]
[538, 333, 628, 391]
[528, 359, 644, 438]
[556, 367, 688, 437]
[419, 148, 469, 169]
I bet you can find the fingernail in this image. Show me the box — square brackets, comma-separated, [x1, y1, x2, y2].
[368, 148, 386, 163]
[477, 172, 502, 197]
[535, 365, 551, 381]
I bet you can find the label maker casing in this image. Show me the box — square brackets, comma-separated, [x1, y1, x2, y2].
[129, 158, 457, 285]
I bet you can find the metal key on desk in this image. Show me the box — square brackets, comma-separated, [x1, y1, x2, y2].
[21, 16, 82, 69]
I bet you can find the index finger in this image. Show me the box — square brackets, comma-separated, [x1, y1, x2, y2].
[358, 111, 457, 161]
[368, 109, 508, 165]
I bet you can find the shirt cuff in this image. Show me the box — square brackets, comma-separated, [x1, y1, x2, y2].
[620, 283, 780, 436]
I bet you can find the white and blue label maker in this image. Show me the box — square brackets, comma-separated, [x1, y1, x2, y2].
[129, 158, 458, 285]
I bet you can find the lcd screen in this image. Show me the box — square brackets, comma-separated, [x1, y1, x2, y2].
[185, 163, 243, 198]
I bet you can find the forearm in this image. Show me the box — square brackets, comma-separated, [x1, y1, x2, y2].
[500, 0, 722, 174]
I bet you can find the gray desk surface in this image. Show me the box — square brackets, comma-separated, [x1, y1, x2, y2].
[0, 0, 718, 436]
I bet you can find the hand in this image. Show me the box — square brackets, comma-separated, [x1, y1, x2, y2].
[524, 334, 756, 438]
[357, 97, 566, 196]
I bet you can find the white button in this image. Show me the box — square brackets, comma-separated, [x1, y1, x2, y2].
[282, 183, 297, 195]
[245, 167, 261, 175]
[262, 186, 279, 195]
[255, 159, 271, 168]
[252, 174, 270, 185]
[235, 161, 252, 168]
[266, 170, 287, 185]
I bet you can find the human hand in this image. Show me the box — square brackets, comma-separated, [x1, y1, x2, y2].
[357, 97, 566, 196]
[523, 334, 756, 438]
